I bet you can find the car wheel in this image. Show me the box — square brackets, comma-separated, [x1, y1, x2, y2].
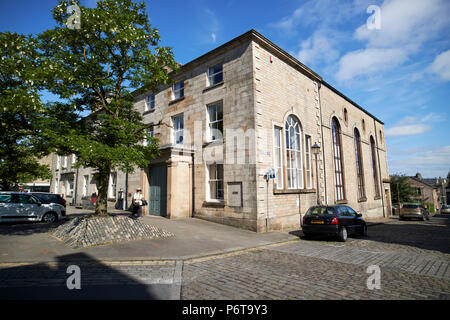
[42, 212, 57, 224]
[360, 223, 368, 236]
[338, 227, 348, 242]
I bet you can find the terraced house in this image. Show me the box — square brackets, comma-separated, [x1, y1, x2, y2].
[51, 30, 391, 232]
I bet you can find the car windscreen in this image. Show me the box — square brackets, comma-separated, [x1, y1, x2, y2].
[305, 207, 335, 216]
[403, 204, 420, 209]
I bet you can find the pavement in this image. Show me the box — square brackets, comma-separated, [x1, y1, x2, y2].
[4, 208, 445, 300]
[0, 207, 301, 264]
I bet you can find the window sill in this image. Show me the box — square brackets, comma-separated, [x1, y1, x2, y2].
[168, 96, 185, 105]
[143, 108, 156, 115]
[335, 200, 348, 204]
[202, 201, 225, 208]
[374, 196, 381, 200]
[202, 81, 224, 93]
[273, 189, 316, 195]
[358, 197, 367, 203]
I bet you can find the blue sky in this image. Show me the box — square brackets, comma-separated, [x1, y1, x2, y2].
[1, 0, 449, 178]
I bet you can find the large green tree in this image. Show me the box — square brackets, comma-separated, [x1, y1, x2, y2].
[390, 174, 416, 204]
[0, 32, 51, 190]
[38, 0, 177, 215]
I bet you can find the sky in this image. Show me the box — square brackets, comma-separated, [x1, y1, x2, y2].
[1, 0, 449, 178]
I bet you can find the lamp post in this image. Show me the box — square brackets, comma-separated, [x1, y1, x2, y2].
[312, 143, 321, 206]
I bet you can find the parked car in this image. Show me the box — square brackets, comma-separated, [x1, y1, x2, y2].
[440, 205, 450, 214]
[399, 203, 429, 221]
[0, 192, 64, 223]
[301, 205, 367, 242]
[29, 192, 66, 216]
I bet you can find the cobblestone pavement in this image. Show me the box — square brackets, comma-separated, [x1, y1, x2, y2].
[1, 214, 449, 299]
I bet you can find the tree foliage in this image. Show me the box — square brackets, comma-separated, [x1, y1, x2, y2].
[37, 0, 177, 215]
[0, 32, 51, 190]
[390, 174, 417, 204]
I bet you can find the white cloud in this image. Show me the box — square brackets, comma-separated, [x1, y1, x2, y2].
[385, 112, 444, 137]
[429, 50, 450, 81]
[389, 146, 450, 177]
[211, 32, 216, 43]
[297, 32, 340, 65]
[385, 124, 432, 137]
[336, 0, 450, 82]
[336, 48, 407, 81]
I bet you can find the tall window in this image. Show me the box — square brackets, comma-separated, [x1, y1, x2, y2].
[172, 114, 184, 144]
[83, 175, 89, 197]
[207, 101, 223, 141]
[109, 173, 117, 199]
[67, 178, 74, 197]
[305, 135, 312, 189]
[354, 129, 365, 199]
[145, 94, 155, 111]
[72, 154, 76, 164]
[332, 118, 345, 201]
[56, 155, 61, 170]
[144, 126, 154, 146]
[208, 64, 223, 86]
[285, 115, 303, 189]
[172, 81, 184, 100]
[62, 156, 68, 169]
[273, 126, 283, 189]
[208, 164, 224, 201]
[370, 136, 380, 198]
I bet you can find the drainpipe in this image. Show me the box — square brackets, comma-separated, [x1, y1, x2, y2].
[124, 169, 128, 210]
[373, 119, 386, 218]
[317, 82, 328, 204]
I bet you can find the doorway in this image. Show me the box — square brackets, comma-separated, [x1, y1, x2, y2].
[148, 164, 167, 217]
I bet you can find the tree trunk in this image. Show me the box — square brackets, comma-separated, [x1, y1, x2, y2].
[95, 166, 110, 216]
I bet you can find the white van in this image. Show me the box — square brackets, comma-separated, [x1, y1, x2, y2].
[0, 192, 64, 223]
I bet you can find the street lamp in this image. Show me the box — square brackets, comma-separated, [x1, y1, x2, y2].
[311, 143, 321, 206]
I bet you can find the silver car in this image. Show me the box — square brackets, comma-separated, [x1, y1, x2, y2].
[440, 205, 450, 214]
[0, 192, 64, 223]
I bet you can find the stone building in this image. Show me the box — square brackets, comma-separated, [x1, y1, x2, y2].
[50, 30, 391, 232]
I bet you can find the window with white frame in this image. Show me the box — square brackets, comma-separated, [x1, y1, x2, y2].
[83, 175, 89, 197]
[207, 101, 223, 141]
[305, 135, 312, 189]
[109, 172, 117, 199]
[208, 164, 224, 201]
[56, 155, 61, 170]
[145, 94, 155, 111]
[332, 118, 345, 201]
[62, 156, 68, 169]
[172, 81, 184, 100]
[72, 154, 76, 164]
[67, 178, 74, 197]
[273, 126, 283, 189]
[144, 126, 154, 146]
[285, 115, 303, 189]
[208, 64, 223, 86]
[172, 114, 184, 144]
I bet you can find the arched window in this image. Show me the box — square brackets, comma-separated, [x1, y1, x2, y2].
[332, 118, 345, 201]
[354, 128, 365, 200]
[370, 136, 380, 198]
[285, 115, 303, 189]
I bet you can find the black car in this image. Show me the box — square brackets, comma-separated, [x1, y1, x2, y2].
[301, 205, 367, 242]
[29, 192, 66, 216]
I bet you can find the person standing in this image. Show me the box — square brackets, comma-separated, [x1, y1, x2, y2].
[131, 188, 144, 219]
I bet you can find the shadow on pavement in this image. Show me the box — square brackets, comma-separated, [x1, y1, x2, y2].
[0, 252, 170, 300]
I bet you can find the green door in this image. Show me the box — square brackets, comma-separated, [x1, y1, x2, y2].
[148, 164, 167, 216]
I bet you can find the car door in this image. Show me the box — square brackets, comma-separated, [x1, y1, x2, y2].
[345, 206, 360, 234]
[17, 194, 42, 221]
[0, 193, 14, 220]
[336, 206, 351, 230]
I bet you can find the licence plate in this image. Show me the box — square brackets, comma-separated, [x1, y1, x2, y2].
[311, 220, 324, 224]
